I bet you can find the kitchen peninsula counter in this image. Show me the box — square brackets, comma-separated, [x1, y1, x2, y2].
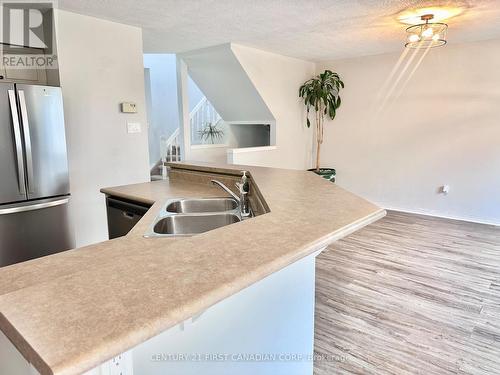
[0, 162, 385, 375]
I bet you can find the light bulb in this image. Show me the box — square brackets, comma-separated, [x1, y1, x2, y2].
[422, 27, 434, 38]
[408, 34, 420, 43]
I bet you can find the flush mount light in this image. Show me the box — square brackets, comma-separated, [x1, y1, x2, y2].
[398, 6, 464, 25]
[405, 14, 448, 49]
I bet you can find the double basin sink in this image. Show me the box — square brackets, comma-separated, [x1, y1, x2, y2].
[145, 197, 243, 237]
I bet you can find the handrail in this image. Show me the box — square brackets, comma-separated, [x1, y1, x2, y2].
[151, 98, 217, 179]
[189, 97, 208, 119]
[189, 97, 222, 144]
[164, 127, 179, 147]
[152, 97, 222, 177]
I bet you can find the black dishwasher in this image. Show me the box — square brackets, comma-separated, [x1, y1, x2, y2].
[105, 196, 152, 239]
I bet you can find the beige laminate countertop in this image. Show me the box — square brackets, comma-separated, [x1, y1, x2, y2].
[0, 162, 385, 375]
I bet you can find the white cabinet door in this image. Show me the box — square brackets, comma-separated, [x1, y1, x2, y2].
[0, 47, 47, 84]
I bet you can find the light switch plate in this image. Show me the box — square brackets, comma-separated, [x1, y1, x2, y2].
[127, 122, 141, 134]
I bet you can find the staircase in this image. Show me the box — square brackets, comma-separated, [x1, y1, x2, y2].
[150, 130, 180, 180]
[150, 97, 221, 180]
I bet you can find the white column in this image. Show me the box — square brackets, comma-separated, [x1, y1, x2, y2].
[176, 56, 191, 161]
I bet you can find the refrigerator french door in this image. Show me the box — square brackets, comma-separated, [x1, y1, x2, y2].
[0, 83, 74, 267]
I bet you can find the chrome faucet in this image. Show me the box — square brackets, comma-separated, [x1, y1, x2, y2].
[211, 179, 240, 201]
[211, 171, 250, 217]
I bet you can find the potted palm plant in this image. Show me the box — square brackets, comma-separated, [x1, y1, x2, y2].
[299, 70, 344, 182]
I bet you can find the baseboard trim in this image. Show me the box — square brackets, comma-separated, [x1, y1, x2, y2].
[383, 206, 499, 227]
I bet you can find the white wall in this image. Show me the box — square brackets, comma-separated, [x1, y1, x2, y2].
[143, 54, 179, 166]
[231, 45, 315, 170]
[188, 76, 204, 111]
[55, 10, 150, 247]
[179, 44, 274, 122]
[190, 146, 230, 164]
[142, 56, 204, 166]
[227, 124, 270, 148]
[317, 38, 500, 225]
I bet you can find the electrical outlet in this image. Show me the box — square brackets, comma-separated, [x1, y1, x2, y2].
[106, 351, 133, 375]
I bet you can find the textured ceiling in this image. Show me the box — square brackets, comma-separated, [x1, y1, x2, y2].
[58, 0, 500, 61]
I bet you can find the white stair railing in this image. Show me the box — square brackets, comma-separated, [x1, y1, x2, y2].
[162, 128, 180, 155]
[152, 97, 221, 178]
[161, 128, 181, 163]
[149, 129, 180, 180]
[190, 97, 221, 144]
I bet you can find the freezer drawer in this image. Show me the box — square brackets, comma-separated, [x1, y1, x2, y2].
[106, 196, 151, 239]
[0, 197, 74, 267]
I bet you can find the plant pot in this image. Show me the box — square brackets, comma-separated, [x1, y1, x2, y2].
[308, 168, 336, 183]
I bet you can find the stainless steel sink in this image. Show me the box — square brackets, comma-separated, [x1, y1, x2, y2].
[152, 213, 241, 236]
[166, 198, 238, 213]
[144, 197, 249, 238]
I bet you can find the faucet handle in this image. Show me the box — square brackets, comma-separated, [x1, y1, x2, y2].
[235, 182, 246, 194]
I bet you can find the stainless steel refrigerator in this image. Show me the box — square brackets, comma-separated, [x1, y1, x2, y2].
[0, 83, 74, 267]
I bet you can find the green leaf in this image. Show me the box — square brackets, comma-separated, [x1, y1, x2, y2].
[329, 106, 335, 119]
[299, 69, 344, 126]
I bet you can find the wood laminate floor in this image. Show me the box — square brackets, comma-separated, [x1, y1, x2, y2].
[314, 211, 500, 375]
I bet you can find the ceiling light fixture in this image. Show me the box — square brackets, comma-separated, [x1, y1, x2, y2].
[405, 14, 447, 49]
[398, 6, 463, 25]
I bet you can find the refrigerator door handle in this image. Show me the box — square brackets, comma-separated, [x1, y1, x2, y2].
[17, 90, 35, 194]
[7, 90, 27, 195]
[0, 197, 69, 215]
